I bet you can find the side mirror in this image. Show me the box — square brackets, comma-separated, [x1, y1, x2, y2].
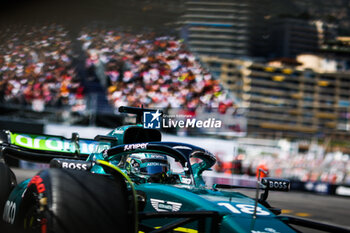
[258, 178, 290, 215]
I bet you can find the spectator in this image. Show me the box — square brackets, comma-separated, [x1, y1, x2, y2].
[78, 29, 234, 114]
[0, 24, 85, 112]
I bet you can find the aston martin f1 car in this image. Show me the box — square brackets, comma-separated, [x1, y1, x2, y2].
[0, 107, 349, 233]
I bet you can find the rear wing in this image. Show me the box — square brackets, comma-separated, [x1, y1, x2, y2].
[0, 130, 111, 163]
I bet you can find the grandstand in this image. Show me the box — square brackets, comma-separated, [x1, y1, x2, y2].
[0, 23, 237, 129]
[0, 24, 84, 112]
[77, 29, 233, 112]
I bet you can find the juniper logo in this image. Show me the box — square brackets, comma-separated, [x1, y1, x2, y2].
[143, 110, 162, 129]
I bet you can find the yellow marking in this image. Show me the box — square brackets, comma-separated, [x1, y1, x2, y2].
[295, 212, 311, 217]
[281, 209, 293, 214]
[30, 216, 34, 227]
[143, 226, 197, 233]
[174, 227, 198, 233]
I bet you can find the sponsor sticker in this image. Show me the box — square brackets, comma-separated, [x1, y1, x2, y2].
[180, 176, 192, 185]
[3, 200, 16, 224]
[124, 143, 148, 151]
[28, 175, 46, 193]
[251, 228, 280, 233]
[62, 162, 88, 170]
[261, 178, 290, 192]
[150, 198, 182, 212]
[11, 133, 98, 154]
[217, 202, 270, 216]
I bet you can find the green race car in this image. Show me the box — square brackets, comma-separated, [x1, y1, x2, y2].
[0, 107, 348, 233]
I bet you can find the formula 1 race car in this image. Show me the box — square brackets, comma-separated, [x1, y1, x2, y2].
[0, 107, 349, 233]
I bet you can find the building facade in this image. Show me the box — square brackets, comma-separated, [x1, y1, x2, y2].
[181, 0, 250, 57]
[269, 17, 319, 58]
[202, 56, 350, 139]
[181, 1, 338, 59]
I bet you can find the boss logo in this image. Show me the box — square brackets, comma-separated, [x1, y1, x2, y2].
[3, 200, 16, 224]
[62, 162, 88, 170]
[268, 181, 288, 190]
[262, 178, 290, 192]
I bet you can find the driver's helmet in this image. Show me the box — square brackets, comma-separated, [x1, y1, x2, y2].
[125, 153, 169, 181]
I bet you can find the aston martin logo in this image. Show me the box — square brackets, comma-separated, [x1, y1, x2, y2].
[150, 198, 182, 212]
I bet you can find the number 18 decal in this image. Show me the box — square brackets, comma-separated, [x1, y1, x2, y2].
[218, 203, 270, 216]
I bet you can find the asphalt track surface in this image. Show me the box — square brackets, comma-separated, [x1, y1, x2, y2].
[9, 169, 350, 233]
[238, 189, 350, 233]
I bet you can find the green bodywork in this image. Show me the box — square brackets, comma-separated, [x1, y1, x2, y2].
[85, 125, 296, 232]
[4, 125, 296, 233]
[137, 183, 295, 233]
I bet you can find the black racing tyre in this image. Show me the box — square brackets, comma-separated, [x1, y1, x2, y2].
[0, 163, 16, 223]
[21, 168, 132, 233]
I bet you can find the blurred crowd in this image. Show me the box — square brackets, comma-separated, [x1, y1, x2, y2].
[0, 25, 234, 114]
[77, 28, 234, 113]
[270, 151, 350, 185]
[215, 144, 350, 185]
[0, 24, 85, 112]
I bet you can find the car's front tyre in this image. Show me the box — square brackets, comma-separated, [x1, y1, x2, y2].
[20, 168, 133, 233]
[0, 162, 16, 229]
